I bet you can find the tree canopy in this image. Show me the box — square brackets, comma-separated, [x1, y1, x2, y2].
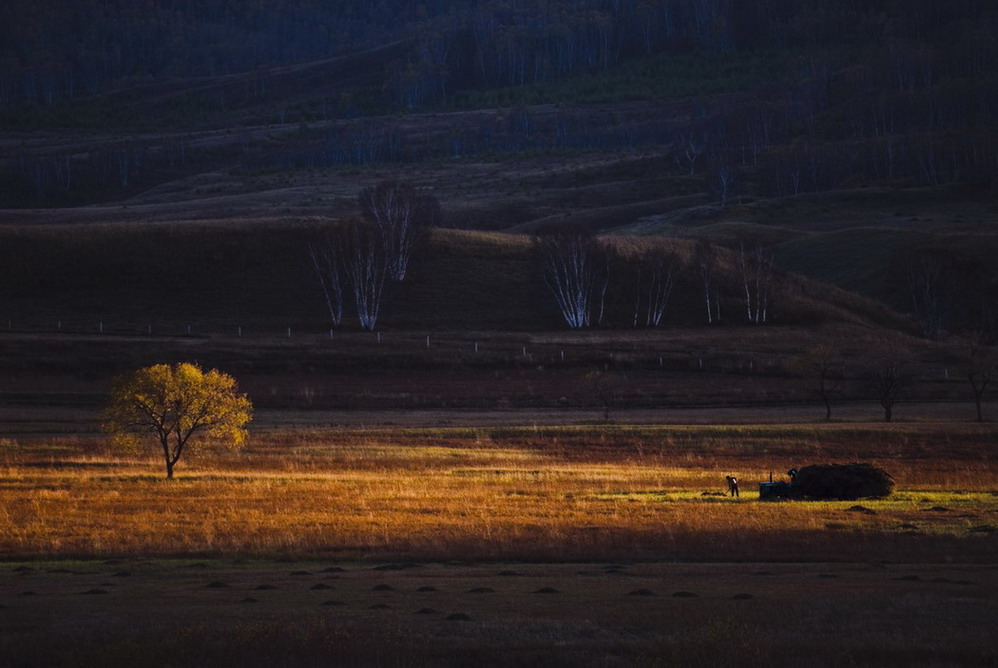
[102, 363, 252, 478]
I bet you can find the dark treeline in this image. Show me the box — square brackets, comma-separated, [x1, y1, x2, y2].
[2, 1, 996, 108]
[0, 0, 448, 106]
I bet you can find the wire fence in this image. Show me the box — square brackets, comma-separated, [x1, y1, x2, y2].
[0, 315, 966, 385]
[0, 314, 813, 377]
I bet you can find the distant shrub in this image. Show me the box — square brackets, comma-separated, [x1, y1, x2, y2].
[795, 463, 894, 500]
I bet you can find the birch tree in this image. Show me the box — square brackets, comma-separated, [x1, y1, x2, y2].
[631, 242, 678, 327]
[536, 230, 610, 329]
[341, 219, 389, 331]
[675, 131, 705, 176]
[694, 240, 722, 324]
[738, 241, 775, 324]
[307, 225, 345, 328]
[359, 180, 439, 281]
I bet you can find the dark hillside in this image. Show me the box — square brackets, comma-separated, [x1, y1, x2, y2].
[2, 1, 996, 207]
[0, 222, 902, 334]
[621, 186, 998, 337]
[0, 1, 995, 347]
[1, 221, 956, 420]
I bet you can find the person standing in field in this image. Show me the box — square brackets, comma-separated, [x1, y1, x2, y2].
[725, 475, 739, 497]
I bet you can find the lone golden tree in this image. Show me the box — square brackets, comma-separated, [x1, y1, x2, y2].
[102, 363, 252, 478]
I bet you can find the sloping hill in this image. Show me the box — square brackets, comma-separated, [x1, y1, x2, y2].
[620, 187, 998, 325]
[0, 221, 905, 334]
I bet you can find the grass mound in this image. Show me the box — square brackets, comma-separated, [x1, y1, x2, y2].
[795, 463, 895, 500]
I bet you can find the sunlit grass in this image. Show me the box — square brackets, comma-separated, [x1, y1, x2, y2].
[2, 423, 996, 562]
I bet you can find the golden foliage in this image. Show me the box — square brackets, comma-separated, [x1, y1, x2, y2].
[102, 363, 252, 478]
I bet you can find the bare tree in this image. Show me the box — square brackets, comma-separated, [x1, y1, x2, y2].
[792, 345, 843, 420]
[586, 368, 627, 423]
[536, 230, 610, 329]
[871, 358, 909, 423]
[965, 344, 994, 422]
[738, 241, 774, 324]
[306, 224, 345, 328]
[359, 180, 439, 281]
[675, 131, 705, 176]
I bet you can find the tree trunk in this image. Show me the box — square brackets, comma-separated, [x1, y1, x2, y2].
[161, 436, 174, 479]
[884, 405, 893, 422]
[823, 395, 832, 421]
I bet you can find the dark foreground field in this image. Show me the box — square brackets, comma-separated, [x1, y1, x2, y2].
[4, 559, 996, 667]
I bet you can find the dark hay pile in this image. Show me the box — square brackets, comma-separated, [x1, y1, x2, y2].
[795, 463, 894, 500]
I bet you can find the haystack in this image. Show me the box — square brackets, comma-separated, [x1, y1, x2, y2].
[794, 463, 894, 500]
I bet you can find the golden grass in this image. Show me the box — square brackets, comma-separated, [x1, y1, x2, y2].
[2, 423, 996, 562]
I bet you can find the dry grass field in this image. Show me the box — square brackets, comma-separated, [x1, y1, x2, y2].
[2, 423, 998, 562]
[2, 422, 997, 666]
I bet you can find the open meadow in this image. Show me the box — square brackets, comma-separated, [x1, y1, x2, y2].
[3, 3, 997, 664]
[2, 421, 997, 666]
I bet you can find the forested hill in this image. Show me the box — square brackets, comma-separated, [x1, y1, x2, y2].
[0, 1, 995, 212]
[2, 1, 994, 114]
